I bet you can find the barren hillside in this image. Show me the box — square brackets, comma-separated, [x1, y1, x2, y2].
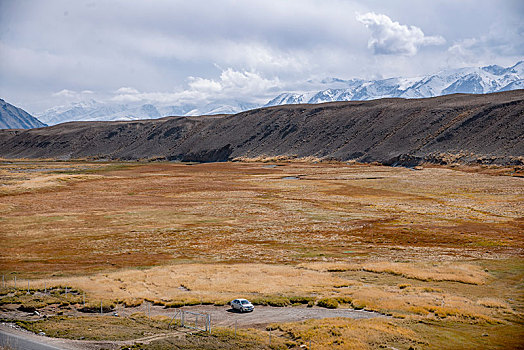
[0, 90, 522, 165]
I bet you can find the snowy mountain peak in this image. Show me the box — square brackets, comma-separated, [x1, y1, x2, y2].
[265, 61, 523, 107]
[37, 61, 523, 125]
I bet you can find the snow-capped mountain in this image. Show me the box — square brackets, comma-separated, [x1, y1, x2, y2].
[38, 61, 523, 125]
[0, 98, 47, 129]
[38, 99, 258, 126]
[37, 100, 162, 125]
[265, 61, 523, 106]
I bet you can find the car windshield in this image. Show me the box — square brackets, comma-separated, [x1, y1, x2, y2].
[241, 300, 250, 305]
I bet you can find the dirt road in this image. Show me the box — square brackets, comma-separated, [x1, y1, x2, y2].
[165, 305, 384, 328]
[1, 305, 384, 349]
[112, 303, 385, 329]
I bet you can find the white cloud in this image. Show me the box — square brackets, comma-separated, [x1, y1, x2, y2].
[447, 19, 524, 66]
[115, 87, 140, 94]
[111, 68, 281, 105]
[52, 89, 94, 98]
[356, 12, 445, 56]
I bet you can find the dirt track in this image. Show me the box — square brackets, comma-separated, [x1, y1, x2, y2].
[1, 303, 384, 329]
[0, 305, 383, 350]
[130, 304, 384, 328]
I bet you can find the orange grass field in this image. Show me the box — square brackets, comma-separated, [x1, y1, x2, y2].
[0, 160, 523, 349]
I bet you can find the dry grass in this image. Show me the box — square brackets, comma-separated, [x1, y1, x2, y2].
[14, 264, 347, 305]
[301, 261, 490, 284]
[1, 161, 522, 276]
[16, 313, 172, 340]
[274, 318, 419, 350]
[232, 155, 323, 163]
[476, 297, 511, 309]
[0, 160, 522, 348]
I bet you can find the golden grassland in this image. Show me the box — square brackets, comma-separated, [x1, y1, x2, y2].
[0, 160, 523, 349]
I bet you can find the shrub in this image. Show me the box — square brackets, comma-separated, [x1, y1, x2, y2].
[79, 300, 115, 313]
[351, 299, 366, 310]
[317, 298, 339, 309]
[289, 296, 315, 304]
[120, 298, 143, 308]
[335, 296, 352, 304]
[164, 300, 185, 308]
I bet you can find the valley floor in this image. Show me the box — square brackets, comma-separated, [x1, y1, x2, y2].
[0, 160, 522, 349]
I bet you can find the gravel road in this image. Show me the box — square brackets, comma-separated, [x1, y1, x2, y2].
[0, 304, 384, 349]
[171, 305, 383, 328]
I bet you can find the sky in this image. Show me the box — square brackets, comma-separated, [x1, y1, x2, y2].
[0, 0, 523, 114]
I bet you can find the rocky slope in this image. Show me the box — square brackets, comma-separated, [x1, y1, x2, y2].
[0, 99, 47, 129]
[0, 91, 522, 166]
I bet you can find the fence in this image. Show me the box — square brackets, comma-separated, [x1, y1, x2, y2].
[169, 309, 212, 333]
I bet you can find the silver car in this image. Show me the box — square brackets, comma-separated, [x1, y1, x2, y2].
[230, 298, 254, 312]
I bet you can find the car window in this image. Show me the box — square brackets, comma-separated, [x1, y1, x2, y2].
[241, 300, 249, 305]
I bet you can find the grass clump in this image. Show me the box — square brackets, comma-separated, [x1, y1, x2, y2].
[317, 298, 339, 309]
[118, 298, 143, 308]
[79, 300, 115, 313]
[251, 296, 291, 307]
[0, 290, 83, 311]
[289, 296, 315, 305]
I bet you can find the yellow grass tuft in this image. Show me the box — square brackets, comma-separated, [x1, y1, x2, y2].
[274, 318, 419, 350]
[27, 263, 347, 303]
[476, 297, 511, 309]
[301, 261, 489, 284]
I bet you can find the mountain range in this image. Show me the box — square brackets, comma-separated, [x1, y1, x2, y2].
[265, 61, 524, 106]
[36, 61, 524, 125]
[0, 99, 47, 129]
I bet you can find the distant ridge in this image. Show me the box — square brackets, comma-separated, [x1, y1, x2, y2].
[0, 99, 47, 129]
[0, 90, 523, 166]
[36, 61, 524, 125]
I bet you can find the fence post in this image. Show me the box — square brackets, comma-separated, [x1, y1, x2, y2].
[65, 287, 68, 296]
[148, 302, 150, 319]
[83, 293, 85, 307]
[269, 328, 271, 346]
[100, 300, 103, 314]
[14, 276, 16, 289]
[44, 281, 47, 294]
[27, 280, 30, 294]
[2, 275, 4, 288]
[181, 311, 185, 327]
[235, 320, 237, 337]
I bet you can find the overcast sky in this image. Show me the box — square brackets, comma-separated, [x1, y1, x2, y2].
[1, 0, 523, 114]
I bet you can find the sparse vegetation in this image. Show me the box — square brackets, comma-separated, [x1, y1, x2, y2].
[0, 160, 522, 349]
[16, 313, 171, 341]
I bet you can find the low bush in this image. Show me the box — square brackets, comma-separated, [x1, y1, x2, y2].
[317, 298, 339, 309]
[289, 296, 315, 304]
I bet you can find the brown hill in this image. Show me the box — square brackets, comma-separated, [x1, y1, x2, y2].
[0, 91, 523, 166]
